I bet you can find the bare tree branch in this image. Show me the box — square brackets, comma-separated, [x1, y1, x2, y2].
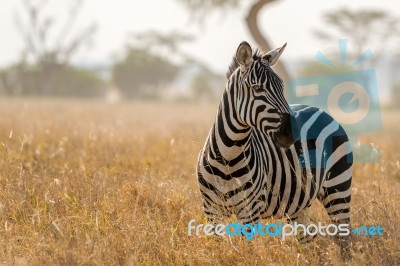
[55, 0, 83, 48]
[245, 0, 289, 82]
[14, 0, 96, 66]
[176, 0, 290, 82]
[60, 24, 97, 64]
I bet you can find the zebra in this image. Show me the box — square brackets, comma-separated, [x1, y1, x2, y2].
[196, 41, 353, 254]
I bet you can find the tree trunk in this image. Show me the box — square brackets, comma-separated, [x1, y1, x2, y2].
[245, 0, 290, 83]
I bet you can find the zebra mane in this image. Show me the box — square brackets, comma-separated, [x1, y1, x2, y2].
[226, 48, 264, 79]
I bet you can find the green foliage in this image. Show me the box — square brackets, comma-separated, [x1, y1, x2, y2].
[0, 62, 105, 97]
[55, 66, 105, 97]
[112, 48, 180, 99]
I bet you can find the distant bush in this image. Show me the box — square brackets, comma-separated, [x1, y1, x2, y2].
[0, 62, 105, 98]
[54, 66, 106, 98]
[112, 48, 180, 99]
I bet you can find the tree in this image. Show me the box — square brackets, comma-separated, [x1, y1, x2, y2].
[114, 30, 226, 100]
[0, 0, 102, 97]
[314, 9, 400, 62]
[15, 0, 97, 66]
[176, 0, 290, 83]
[112, 48, 180, 99]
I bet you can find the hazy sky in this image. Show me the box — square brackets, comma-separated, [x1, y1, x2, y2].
[1, 0, 399, 73]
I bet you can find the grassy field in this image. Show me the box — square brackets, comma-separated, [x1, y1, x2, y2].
[0, 99, 399, 265]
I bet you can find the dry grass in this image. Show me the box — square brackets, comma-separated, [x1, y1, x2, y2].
[0, 98, 399, 265]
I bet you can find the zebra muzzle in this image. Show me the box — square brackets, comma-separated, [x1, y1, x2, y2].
[273, 113, 300, 148]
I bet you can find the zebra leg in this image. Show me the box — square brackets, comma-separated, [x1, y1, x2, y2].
[318, 132, 353, 259]
[318, 179, 352, 260]
[290, 207, 317, 243]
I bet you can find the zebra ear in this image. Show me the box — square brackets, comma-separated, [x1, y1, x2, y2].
[236, 41, 253, 69]
[263, 42, 287, 66]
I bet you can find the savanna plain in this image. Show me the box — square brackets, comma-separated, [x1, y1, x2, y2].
[0, 99, 399, 265]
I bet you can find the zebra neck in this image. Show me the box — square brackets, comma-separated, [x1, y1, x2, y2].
[209, 99, 252, 163]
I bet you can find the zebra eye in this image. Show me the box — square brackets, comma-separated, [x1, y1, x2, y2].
[252, 85, 263, 92]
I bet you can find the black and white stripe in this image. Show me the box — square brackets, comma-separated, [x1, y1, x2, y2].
[197, 42, 352, 243]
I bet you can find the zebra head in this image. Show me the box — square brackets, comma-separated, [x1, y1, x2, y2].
[230, 41, 300, 148]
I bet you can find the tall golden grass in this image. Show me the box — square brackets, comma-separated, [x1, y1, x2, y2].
[0, 99, 399, 265]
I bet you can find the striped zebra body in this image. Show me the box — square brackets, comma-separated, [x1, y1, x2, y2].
[196, 42, 353, 247]
[198, 104, 352, 224]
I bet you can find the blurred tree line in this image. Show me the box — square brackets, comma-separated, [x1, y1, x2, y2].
[0, 0, 223, 101]
[2, 1, 400, 106]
